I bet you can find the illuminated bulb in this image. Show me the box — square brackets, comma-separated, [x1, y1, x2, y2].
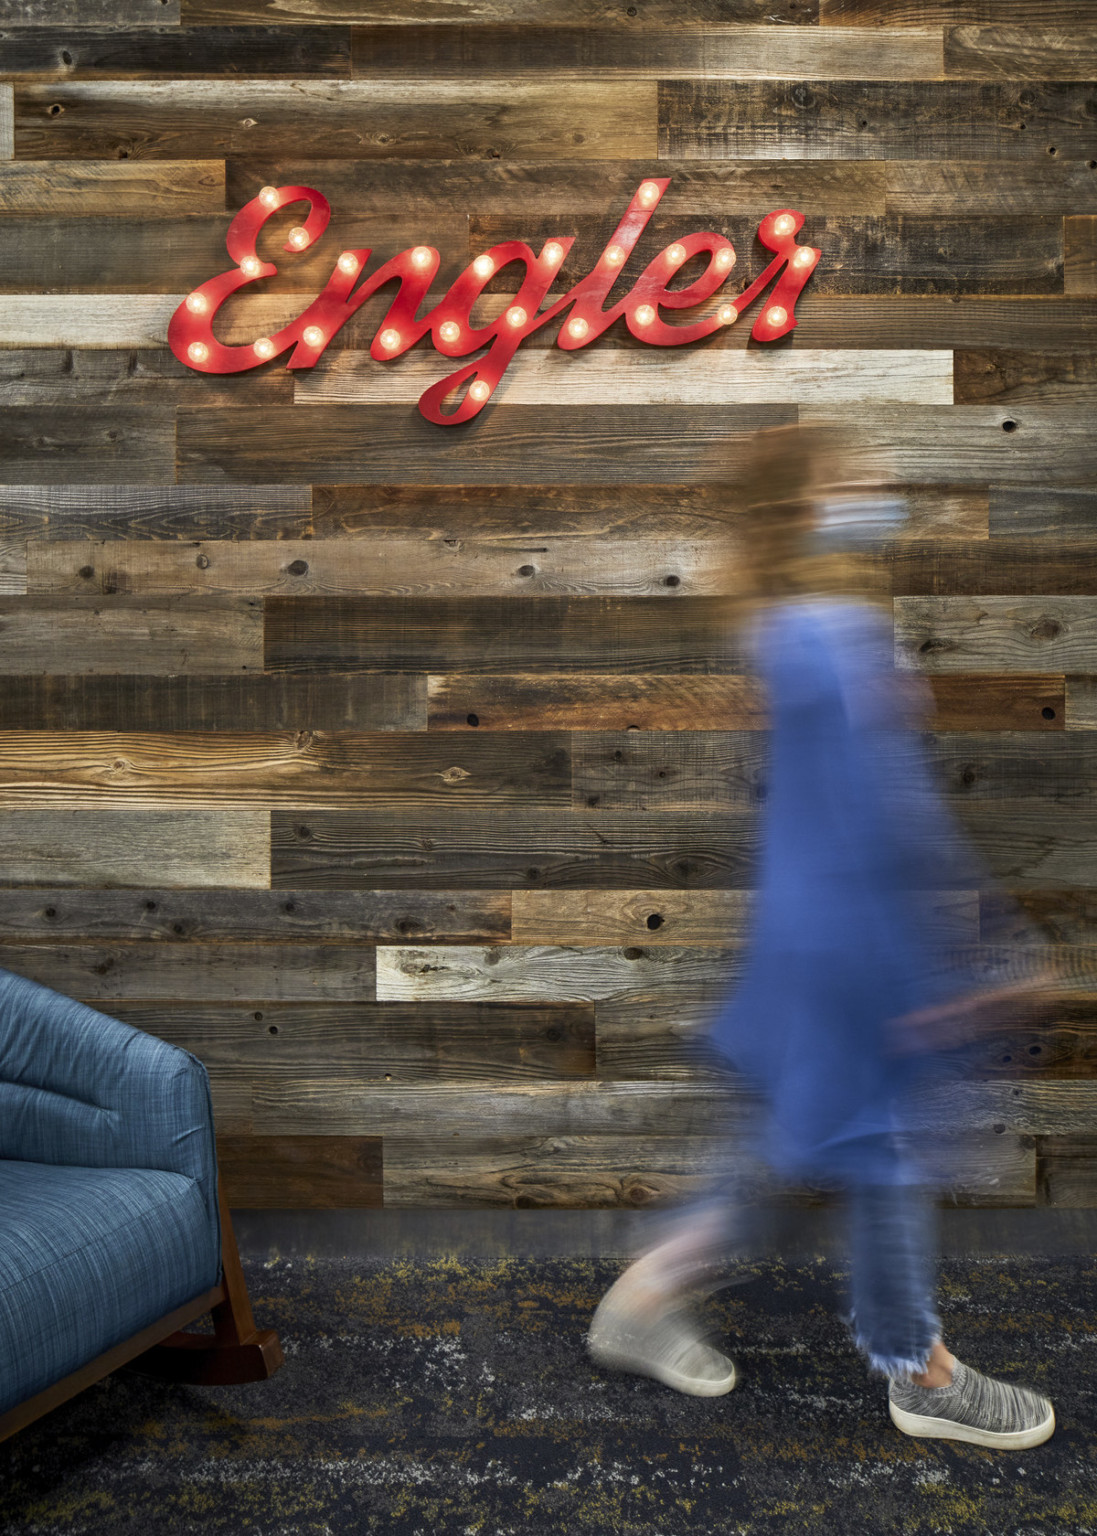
[794, 248, 815, 268]
[253, 337, 275, 359]
[240, 255, 263, 278]
[766, 306, 788, 328]
[473, 255, 495, 279]
[469, 380, 490, 402]
[544, 242, 564, 264]
[715, 247, 736, 272]
[302, 325, 325, 347]
[411, 246, 433, 270]
[634, 304, 656, 327]
[288, 226, 309, 249]
[439, 320, 461, 344]
[638, 181, 661, 207]
[718, 304, 737, 325]
[773, 215, 796, 237]
[185, 291, 208, 314]
[605, 244, 625, 267]
[568, 317, 589, 340]
[379, 328, 401, 351]
[666, 243, 686, 265]
[338, 251, 359, 275]
[187, 341, 209, 364]
[506, 305, 527, 328]
[259, 186, 279, 208]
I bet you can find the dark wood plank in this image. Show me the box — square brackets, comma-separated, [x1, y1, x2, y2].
[0, 349, 294, 405]
[0, 0, 178, 20]
[885, 542, 1097, 597]
[0, 159, 223, 214]
[955, 351, 1097, 407]
[821, 0, 1096, 23]
[1065, 216, 1097, 298]
[0, 27, 351, 76]
[0, 596, 262, 673]
[572, 732, 767, 811]
[990, 487, 1097, 542]
[982, 890, 1097, 946]
[929, 735, 1097, 806]
[0, 483, 312, 540]
[660, 81, 1097, 163]
[216, 1134, 382, 1208]
[0, 889, 508, 943]
[271, 808, 759, 889]
[0, 730, 572, 809]
[0, 810, 267, 887]
[428, 675, 767, 732]
[896, 598, 1097, 674]
[265, 596, 746, 676]
[783, 295, 1097, 350]
[945, 27, 1097, 81]
[928, 676, 1064, 732]
[0, 672, 425, 730]
[185, 1, 818, 22]
[885, 161, 1097, 217]
[1036, 1136, 1097, 1207]
[0, 408, 175, 484]
[973, 1007, 1097, 1083]
[13, 81, 657, 161]
[959, 810, 1097, 885]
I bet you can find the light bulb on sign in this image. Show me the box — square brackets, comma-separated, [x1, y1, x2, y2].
[253, 337, 275, 359]
[338, 252, 359, 275]
[715, 248, 736, 273]
[439, 321, 461, 344]
[634, 305, 656, 327]
[411, 246, 432, 270]
[544, 242, 564, 265]
[773, 215, 796, 238]
[506, 306, 527, 328]
[567, 317, 589, 340]
[718, 304, 737, 325]
[259, 186, 279, 209]
[766, 306, 788, 328]
[473, 255, 495, 279]
[302, 325, 325, 347]
[666, 244, 686, 266]
[469, 380, 490, 402]
[379, 328, 401, 351]
[793, 248, 815, 269]
[185, 292, 208, 314]
[187, 342, 209, 364]
[638, 181, 661, 207]
[240, 255, 263, 278]
[287, 226, 310, 250]
[604, 244, 625, 267]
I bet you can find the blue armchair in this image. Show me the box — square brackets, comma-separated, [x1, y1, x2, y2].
[0, 969, 281, 1439]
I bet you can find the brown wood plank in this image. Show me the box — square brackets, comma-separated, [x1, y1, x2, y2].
[572, 732, 766, 811]
[1065, 216, 1097, 298]
[0, 596, 262, 673]
[1036, 1136, 1097, 1207]
[972, 1004, 1097, 1081]
[929, 735, 1097, 805]
[265, 596, 746, 676]
[0, 730, 572, 810]
[216, 1134, 382, 1208]
[955, 351, 1097, 407]
[0, 27, 351, 76]
[959, 810, 1097, 885]
[13, 81, 658, 161]
[990, 487, 1097, 542]
[660, 81, 1097, 163]
[184, 0, 817, 21]
[0, 810, 267, 887]
[0, 672, 425, 731]
[895, 597, 1097, 674]
[0, 941, 373, 999]
[945, 27, 1097, 81]
[0, 407, 175, 484]
[0, 483, 313, 540]
[929, 676, 1064, 731]
[428, 674, 767, 732]
[983, 890, 1097, 945]
[821, 1, 1096, 23]
[886, 542, 1097, 597]
[1, 349, 294, 406]
[781, 296, 1097, 350]
[0, 159, 223, 214]
[885, 161, 1097, 217]
[0, 0, 178, 20]
[0, 889, 508, 944]
[271, 809, 759, 890]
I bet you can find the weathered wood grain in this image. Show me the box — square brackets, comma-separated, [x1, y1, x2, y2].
[0, 941, 374, 999]
[884, 161, 1097, 217]
[959, 812, 1097, 886]
[0, 27, 351, 77]
[377, 944, 738, 1004]
[216, 1134, 382, 1208]
[1036, 1136, 1097, 1206]
[0, 810, 267, 888]
[886, 542, 1097, 597]
[350, 25, 942, 80]
[0, 483, 313, 540]
[895, 598, 1097, 674]
[265, 596, 745, 676]
[13, 80, 658, 161]
[788, 296, 1097, 350]
[0, 544, 26, 595]
[0, 294, 182, 347]
[0, 159, 223, 213]
[0, 889, 508, 943]
[572, 732, 766, 811]
[0, 348, 294, 406]
[945, 28, 1097, 81]
[0, 672, 426, 731]
[928, 676, 1064, 731]
[427, 675, 767, 732]
[972, 1005, 1097, 1080]
[1067, 679, 1097, 732]
[0, 730, 572, 809]
[990, 487, 1097, 541]
[185, 0, 816, 21]
[1065, 216, 1097, 298]
[929, 735, 1097, 805]
[0, 407, 175, 483]
[0, 1, 179, 21]
[983, 890, 1097, 946]
[0, 596, 262, 673]
[955, 351, 1097, 406]
[271, 809, 759, 890]
[660, 81, 1097, 163]
[0, 85, 12, 159]
[822, 1, 1097, 26]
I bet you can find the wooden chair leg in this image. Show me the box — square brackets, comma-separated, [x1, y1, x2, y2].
[132, 1183, 284, 1385]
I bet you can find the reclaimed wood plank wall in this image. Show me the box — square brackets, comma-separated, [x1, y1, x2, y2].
[2, 0, 1097, 1212]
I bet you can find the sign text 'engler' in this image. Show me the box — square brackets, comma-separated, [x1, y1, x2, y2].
[169, 178, 821, 426]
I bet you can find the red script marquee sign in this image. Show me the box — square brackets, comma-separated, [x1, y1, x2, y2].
[169, 178, 820, 426]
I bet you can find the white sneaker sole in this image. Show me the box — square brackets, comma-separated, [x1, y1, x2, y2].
[588, 1336, 737, 1397]
[889, 1399, 1055, 1449]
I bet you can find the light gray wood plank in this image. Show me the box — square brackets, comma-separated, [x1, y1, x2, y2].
[0, 295, 184, 347]
[378, 944, 741, 1003]
[896, 598, 1097, 674]
[0, 544, 26, 594]
[0, 85, 12, 159]
[0, 160, 223, 214]
[0, 810, 267, 887]
[0, 597, 262, 674]
[0, 1, 179, 20]
[1066, 679, 1097, 731]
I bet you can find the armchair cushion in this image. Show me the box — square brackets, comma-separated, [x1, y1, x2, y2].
[0, 1160, 220, 1414]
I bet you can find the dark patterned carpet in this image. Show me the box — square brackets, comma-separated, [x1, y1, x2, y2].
[2, 1254, 1096, 1535]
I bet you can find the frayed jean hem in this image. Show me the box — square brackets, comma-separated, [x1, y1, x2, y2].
[856, 1331, 941, 1382]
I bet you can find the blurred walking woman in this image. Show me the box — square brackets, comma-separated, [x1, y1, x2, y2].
[588, 425, 1056, 1450]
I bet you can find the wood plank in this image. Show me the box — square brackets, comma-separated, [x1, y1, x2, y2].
[983, 890, 1097, 945]
[377, 944, 739, 1003]
[265, 596, 746, 675]
[0, 941, 373, 999]
[178, 405, 797, 485]
[886, 542, 1097, 597]
[885, 161, 1097, 217]
[0, 27, 351, 76]
[271, 809, 759, 890]
[0, 294, 184, 347]
[821, 1, 1096, 24]
[185, 0, 816, 21]
[974, 1008, 1097, 1081]
[0, 85, 11, 159]
[895, 597, 1097, 674]
[0, 730, 572, 809]
[990, 487, 1097, 541]
[0, 597, 262, 674]
[945, 27, 1097, 80]
[1036, 1136, 1097, 1207]
[0, 672, 425, 731]
[928, 676, 1064, 731]
[0, 810, 267, 887]
[0, 889, 508, 944]
[296, 349, 955, 407]
[955, 351, 1097, 407]
[571, 732, 766, 811]
[427, 674, 768, 732]
[13, 80, 658, 161]
[0, 407, 175, 484]
[0, 0, 179, 21]
[1, 349, 293, 406]
[959, 810, 1097, 886]
[0, 160, 223, 214]
[928, 735, 1097, 805]
[0, 483, 313, 540]
[1065, 216, 1097, 298]
[350, 25, 942, 80]
[0, 544, 26, 595]
[1067, 680, 1097, 731]
[110, 1000, 595, 1079]
[216, 1134, 382, 1208]
[660, 81, 1097, 163]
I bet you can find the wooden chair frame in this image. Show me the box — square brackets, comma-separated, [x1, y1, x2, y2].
[0, 1183, 282, 1443]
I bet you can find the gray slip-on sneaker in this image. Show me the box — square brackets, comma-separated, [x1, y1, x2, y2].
[587, 1287, 737, 1397]
[889, 1360, 1054, 1449]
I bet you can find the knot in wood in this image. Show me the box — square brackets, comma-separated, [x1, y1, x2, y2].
[1030, 619, 1061, 641]
[441, 765, 470, 785]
